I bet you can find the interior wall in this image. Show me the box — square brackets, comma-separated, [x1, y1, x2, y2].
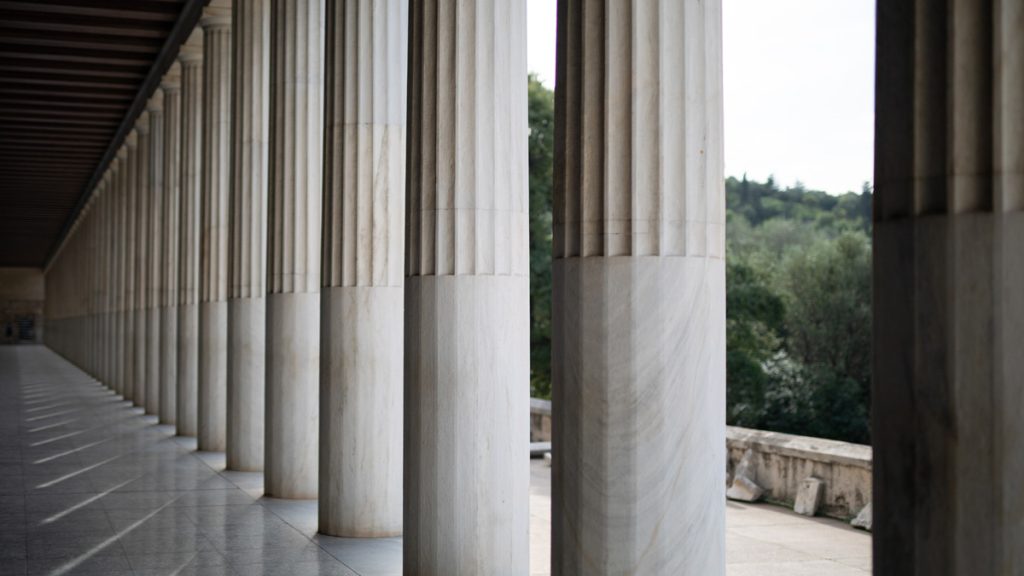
[0, 268, 44, 344]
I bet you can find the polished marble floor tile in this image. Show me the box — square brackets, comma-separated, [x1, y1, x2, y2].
[0, 347, 398, 576]
[1, 346, 872, 576]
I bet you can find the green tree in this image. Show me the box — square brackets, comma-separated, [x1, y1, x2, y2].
[528, 75, 555, 398]
[724, 175, 873, 443]
[780, 232, 872, 442]
[726, 258, 785, 427]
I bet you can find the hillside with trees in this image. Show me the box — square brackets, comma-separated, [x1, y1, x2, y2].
[527, 76, 872, 444]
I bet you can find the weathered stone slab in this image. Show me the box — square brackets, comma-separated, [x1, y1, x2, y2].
[851, 503, 872, 531]
[794, 477, 824, 516]
[727, 449, 764, 502]
[727, 475, 764, 502]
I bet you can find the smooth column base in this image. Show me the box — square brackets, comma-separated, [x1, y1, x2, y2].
[121, 310, 134, 402]
[198, 300, 228, 452]
[159, 306, 178, 425]
[145, 307, 160, 415]
[133, 308, 146, 408]
[552, 256, 726, 575]
[404, 275, 529, 575]
[177, 303, 199, 436]
[227, 297, 266, 471]
[319, 286, 403, 537]
[265, 291, 319, 499]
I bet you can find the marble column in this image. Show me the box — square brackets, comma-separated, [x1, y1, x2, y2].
[318, 0, 406, 537]
[111, 153, 126, 397]
[197, 0, 233, 453]
[551, 1, 726, 574]
[265, 0, 323, 500]
[227, 0, 269, 472]
[160, 63, 182, 425]
[145, 92, 164, 417]
[177, 28, 204, 437]
[133, 114, 150, 409]
[100, 172, 114, 388]
[122, 131, 138, 403]
[873, 2, 1024, 574]
[404, 1, 529, 572]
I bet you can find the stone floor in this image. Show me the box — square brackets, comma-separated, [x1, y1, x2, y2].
[0, 346, 870, 575]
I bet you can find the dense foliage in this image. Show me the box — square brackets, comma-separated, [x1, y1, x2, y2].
[726, 176, 872, 443]
[527, 78, 872, 444]
[528, 76, 554, 399]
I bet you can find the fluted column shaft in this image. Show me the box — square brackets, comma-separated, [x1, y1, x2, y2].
[198, 0, 233, 453]
[133, 112, 151, 410]
[227, 0, 269, 472]
[122, 133, 138, 403]
[318, 0, 406, 537]
[102, 170, 116, 387]
[265, 0, 324, 499]
[111, 155, 125, 396]
[177, 29, 204, 437]
[552, 1, 725, 574]
[404, 1, 529, 572]
[160, 63, 182, 425]
[145, 93, 164, 417]
[873, 1, 1024, 574]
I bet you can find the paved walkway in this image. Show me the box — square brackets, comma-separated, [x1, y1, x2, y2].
[0, 346, 870, 575]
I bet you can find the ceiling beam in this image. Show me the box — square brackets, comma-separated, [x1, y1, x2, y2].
[44, 0, 209, 269]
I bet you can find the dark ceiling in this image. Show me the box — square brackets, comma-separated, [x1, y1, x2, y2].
[0, 0, 202, 268]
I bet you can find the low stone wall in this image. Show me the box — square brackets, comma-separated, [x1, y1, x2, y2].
[530, 398, 552, 442]
[726, 426, 871, 519]
[528, 399, 872, 520]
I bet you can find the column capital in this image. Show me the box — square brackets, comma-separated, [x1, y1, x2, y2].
[200, 0, 232, 29]
[134, 111, 150, 135]
[178, 28, 204, 64]
[146, 88, 164, 113]
[160, 61, 182, 92]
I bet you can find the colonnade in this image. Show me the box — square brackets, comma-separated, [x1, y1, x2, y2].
[43, 0, 727, 573]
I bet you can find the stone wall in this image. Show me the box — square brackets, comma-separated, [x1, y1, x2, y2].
[530, 398, 552, 442]
[726, 427, 871, 519]
[529, 399, 872, 520]
[0, 268, 44, 344]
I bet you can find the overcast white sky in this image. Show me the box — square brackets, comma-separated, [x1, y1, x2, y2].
[526, 0, 875, 196]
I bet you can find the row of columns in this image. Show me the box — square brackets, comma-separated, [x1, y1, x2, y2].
[44, 0, 726, 573]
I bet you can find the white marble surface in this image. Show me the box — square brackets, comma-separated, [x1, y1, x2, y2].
[112, 152, 126, 398]
[176, 28, 204, 439]
[265, 292, 320, 499]
[318, 0, 406, 538]
[122, 131, 138, 405]
[158, 62, 182, 426]
[551, 0, 725, 573]
[227, 298, 265, 471]
[145, 94, 164, 418]
[132, 115, 150, 411]
[158, 306, 178, 425]
[197, 300, 227, 452]
[176, 302, 200, 437]
[264, 0, 324, 500]
[196, 0, 233, 455]
[0, 349, 872, 576]
[403, 1, 530, 571]
[226, 0, 269, 473]
[404, 276, 531, 575]
[320, 287, 403, 537]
